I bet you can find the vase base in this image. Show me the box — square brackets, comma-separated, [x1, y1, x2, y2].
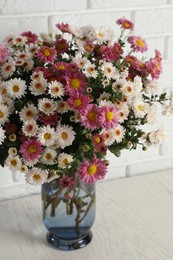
[46, 230, 93, 250]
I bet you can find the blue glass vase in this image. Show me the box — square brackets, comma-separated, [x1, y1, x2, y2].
[41, 178, 96, 250]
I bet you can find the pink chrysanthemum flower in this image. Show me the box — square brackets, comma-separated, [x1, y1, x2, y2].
[100, 43, 123, 62]
[65, 72, 87, 95]
[58, 176, 75, 188]
[0, 44, 9, 63]
[38, 112, 59, 126]
[53, 61, 69, 72]
[67, 93, 90, 113]
[77, 155, 107, 184]
[19, 138, 43, 162]
[21, 31, 38, 44]
[116, 18, 134, 30]
[146, 50, 162, 79]
[55, 38, 69, 54]
[84, 39, 95, 53]
[56, 23, 70, 33]
[99, 106, 118, 129]
[128, 36, 148, 53]
[80, 104, 101, 130]
[37, 46, 57, 63]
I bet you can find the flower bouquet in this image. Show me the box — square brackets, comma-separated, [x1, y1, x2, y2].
[0, 17, 170, 250]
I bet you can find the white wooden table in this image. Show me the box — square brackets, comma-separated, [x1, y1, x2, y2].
[1, 170, 173, 260]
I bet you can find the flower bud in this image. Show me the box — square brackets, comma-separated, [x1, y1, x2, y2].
[9, 134, 16, 142]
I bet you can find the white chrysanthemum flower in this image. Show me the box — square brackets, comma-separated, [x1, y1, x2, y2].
[5, 155, 22, 173]
[102, 79, 110, 88]
[20, 164, 28, 174]
[14, 36, 27, 46]
[144, 79, 158, 94]
[84, 62, 98, 78]
[15, 50, 31, 61]
[122, 81, 135, 97]
[22, 119, 38, 137]
[58, 152, 73, 169]
[0, 82, 8, 95]
[38, 98, 56, 115]
[133, 98, 146, 118]
[20, 104, 38, 122]
[25, 167, 48, 185]
[48, 81, 65, 98]
[0, 126, 5, 145]
[94, 27, 114, 44]
[7, 78, 27, 98]
[133, 75, 143, 92]
[3, 34, 16, 46]
[148, 129, 166, 145]
[0, 104, 9, 125]
[57, 100, 69, 114]
[102, 62, 116, 79]
[112, 79, 126, 92]
[99, 100, 114, 108]
[1, 60, 15, 79]
[97, 92, 111, 103]
[23, 59, 34, 72]
[73, 53, 89, 69]
[8, 147, 17, 156]
[102, 129, 116, 146]
[120, 67, 129, 79]
[117, 105, 129, 123]
[40, 32, 54, 44]
[31, 71, 44, 81]
[29, 78, 47, 96]
[1, 96, 14, 114]
[38, 125, 57, 147]
[146, 110, 156, 124]
[57, 125, 76, 149]
[79, 25, 95, 40]
[40, 148, 57, 165]
[113, 125, 125, 143]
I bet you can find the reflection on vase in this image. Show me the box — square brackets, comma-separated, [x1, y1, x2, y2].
[42, 178, 96, 250]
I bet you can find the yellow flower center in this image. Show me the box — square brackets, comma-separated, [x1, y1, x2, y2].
[43, 49, 51, 57]
[0, 111, 4, 118]
[70, 78, 80, 89]
[9, 134, 16, 142]
[28, 145, 37, 154]
[44, 133, 51, 140]
[87, 164, 97, 175]
[61, 132, 68, 140]
[33, 174, 41, 180]
[98, 33, 104, 38]
[124, 22, 130, 28]
[45, 153, 52, 160]
[63, 158, 68, 164]
[137, 105, 143, 111]
[95, 136, 101, 143]
[11, 159, 17, 166]
[2, 88, 7, 95]
[136, 39, 144, 47]
[13, 85, 19, 92]
[106, 111, 114, 121]
[74, 99, 82, 107]
[87, 111, 96, 122]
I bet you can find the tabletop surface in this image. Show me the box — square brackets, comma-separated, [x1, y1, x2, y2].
[1, 170, 173, 260]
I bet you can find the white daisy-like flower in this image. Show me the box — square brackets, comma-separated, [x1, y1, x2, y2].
[99, 100, 114, 108]
[97, 92, 111, 103]
[73, 53, 89, 69]
[57, 125, 76, 149]
[94, 27, 114, 44]
[30, 45, 39, 57]
[40, 32, 54, 44]
[58, 152, 73, 169]
[8, 147, 17, 156]
[15, 50, 31, 61]
[120, 67, 129, 79]
[38, 98, 56, 115]
[48, 81, 65, 98]
[0, 126, 5, 145]
[133, 98, 146, 118]
[5, 155, 22, 173]
[148, 129, 165, 145]
[133, 75, 143, 92]
[40, 148, 57, 165]
[20, 164, 28, 174]
[146, 110, 156, 124]
[102, 62, 116, 79]
[102, 79, 110, 88]
[112, 79, 126, 92]
[1, 60, 15, 79]
[38, 125, 57, 147]
[23, 59, 34, 72]
[79, 25, 95, 40]
[31, 71, 44, 81]
[0, 82, 8, 95]
[122, 81, 135, 97]
[57, 100, 69, 114]
[0, 104, 9, 125]
[3, 34, 16, 46]
[25, 167, 48, 185]
[102, 129, 116, 146]
[29, 78, 47, 96]
[14, 36, 27, 46]
[7, 78, 27, 99]
[84, 62, 98, 78]
[22, 119, 38, 137]
[117, 105, 129, 123]
[1, 96, 14, 114]
[20, 104, 38, 122]
[113, 125, 125, 143]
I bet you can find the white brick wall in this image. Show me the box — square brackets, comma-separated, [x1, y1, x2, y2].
[0, 0, 173, 200]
